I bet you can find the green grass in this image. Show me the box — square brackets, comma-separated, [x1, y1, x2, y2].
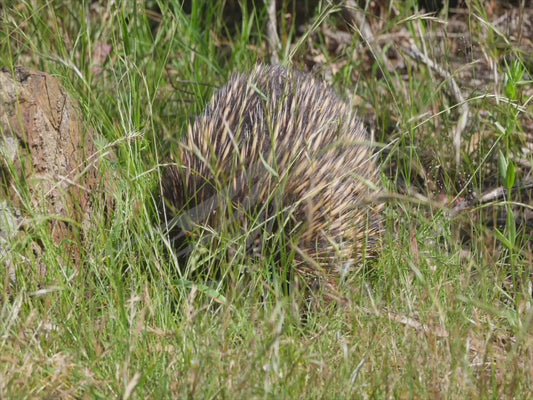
[1, 0, 532, 398]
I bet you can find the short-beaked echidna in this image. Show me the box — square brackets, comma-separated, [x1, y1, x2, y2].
[161, 64, 383, 282]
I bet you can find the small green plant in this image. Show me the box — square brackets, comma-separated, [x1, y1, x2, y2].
[495, 150, 517, 256]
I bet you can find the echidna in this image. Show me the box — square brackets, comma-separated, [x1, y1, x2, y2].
[161, 64, 382, 284]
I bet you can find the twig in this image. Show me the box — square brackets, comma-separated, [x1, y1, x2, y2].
[362, 305, 513, 363]
[266, 0, 281, 63]
[450, 180, 533, 218]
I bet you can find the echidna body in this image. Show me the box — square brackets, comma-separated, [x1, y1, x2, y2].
[162, 65, 382, 279]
